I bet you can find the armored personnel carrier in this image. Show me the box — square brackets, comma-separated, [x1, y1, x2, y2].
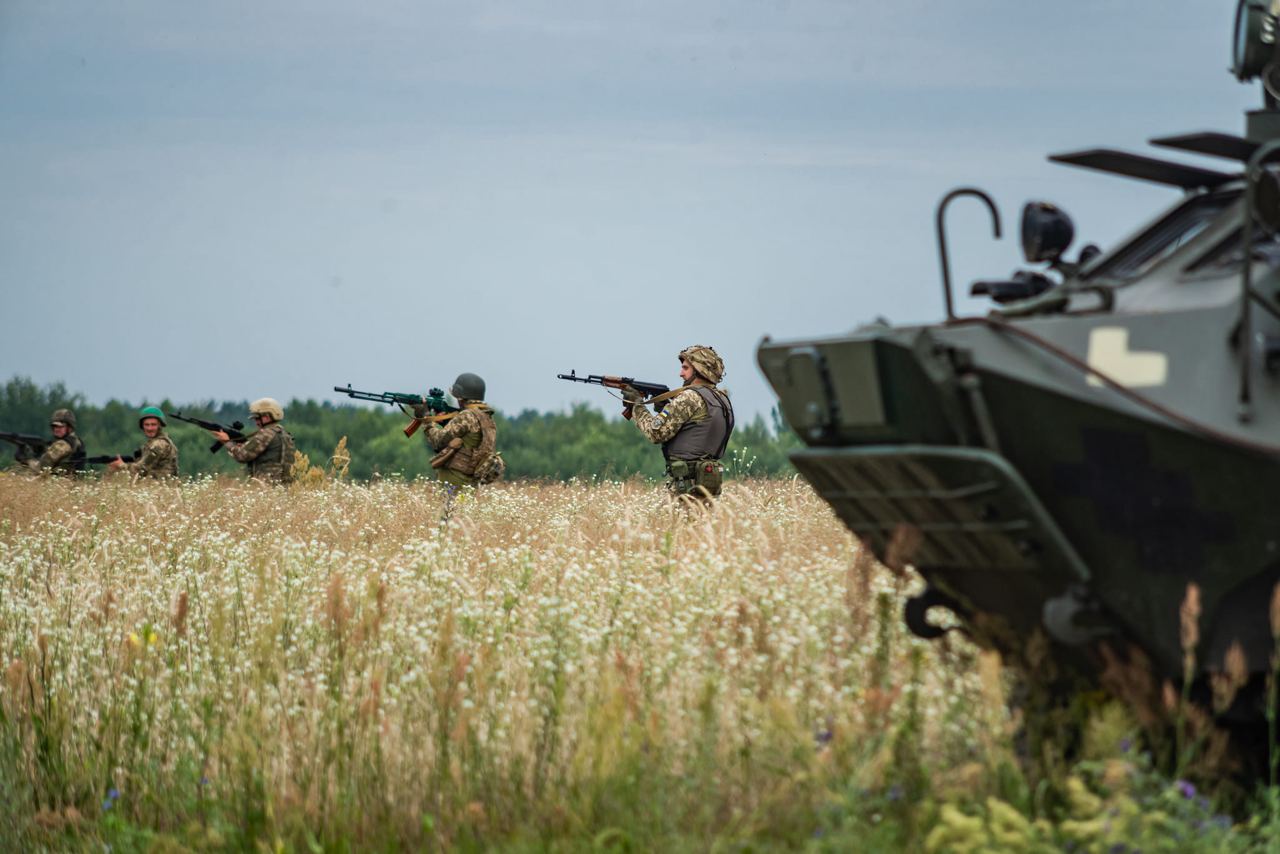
[758, 1, 1280, 750]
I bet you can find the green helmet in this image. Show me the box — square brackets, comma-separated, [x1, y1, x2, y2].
[50, 408, 77, 429]
[450, 372, 486, 401]
[138, 406, 166, 428]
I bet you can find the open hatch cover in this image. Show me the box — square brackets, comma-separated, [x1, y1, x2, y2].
[1149, 131, 1260, 163]
[1048, 148, 1237, 190]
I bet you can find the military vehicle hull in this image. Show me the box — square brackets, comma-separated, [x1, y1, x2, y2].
[753, 0, 1280, 777]
[760, 305, 1280, 723]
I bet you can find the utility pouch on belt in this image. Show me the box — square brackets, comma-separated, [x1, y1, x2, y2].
[694, 460, 723, 495]
[666, 458, 723, 497]
[430, 437, 463, 469]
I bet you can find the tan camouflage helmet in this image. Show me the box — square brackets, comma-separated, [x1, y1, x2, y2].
[678, 345, 725, 384]
[249, 398, 285, 421]
[50, 408, 77, 429]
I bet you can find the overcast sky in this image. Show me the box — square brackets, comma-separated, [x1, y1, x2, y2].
[0, 1, 1258, 420]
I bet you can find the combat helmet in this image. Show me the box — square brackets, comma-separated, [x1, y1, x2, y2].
[50, 408, 77, 430]
[679, 345, 725, 384]
[249, 398, 285, 422]
[138, 406, 166, 428]
[450, 372, 486, 401]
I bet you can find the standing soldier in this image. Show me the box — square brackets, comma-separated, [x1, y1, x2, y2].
[108, 406, 179, 479]
[422, 372, 502, 489]
[625, 345, 735, 500]
[17, 409, 86, 476]
[210, 398, 295, 483]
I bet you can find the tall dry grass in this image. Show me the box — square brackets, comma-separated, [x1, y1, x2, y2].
[0, 473, 999, 847]
[0, 473, 1265, 850]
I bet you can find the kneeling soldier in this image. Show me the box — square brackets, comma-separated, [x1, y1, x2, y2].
[626, 345, 735, 500]
[212, 398, 295, 483]
[108, 406, 179, 479]
[423, 372, 502, 488]
[18, 408, 86, 476]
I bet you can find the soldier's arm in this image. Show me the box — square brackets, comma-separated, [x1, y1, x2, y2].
[127, 439, 165, 475]
[224, 429, 272, 462]
[37, 439, 73, 469]
[425, 410, 479, 451]
[632, 390, 705, 444]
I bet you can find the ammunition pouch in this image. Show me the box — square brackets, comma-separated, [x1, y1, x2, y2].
[430, 437, 463, 469]
[476, 450, 505, 484]
[665, 457, 723, 498]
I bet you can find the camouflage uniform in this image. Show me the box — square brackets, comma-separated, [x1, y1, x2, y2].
[226, 423, 295, 483]
[26, 434, 86, 476]
[425, 405, 499, 488]
[126, 431, 179, 479]
[633, 387, 734, 497]
[20, 409, 85, 476]
[631, 346, 734, 499]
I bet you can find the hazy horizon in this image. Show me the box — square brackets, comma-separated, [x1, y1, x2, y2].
[0, 1, 1257, 419]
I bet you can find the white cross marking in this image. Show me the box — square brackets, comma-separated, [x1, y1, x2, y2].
[1086, 327, 1168, 388]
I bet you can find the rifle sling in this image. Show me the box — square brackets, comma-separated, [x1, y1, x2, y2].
[645, 389, 683, 406]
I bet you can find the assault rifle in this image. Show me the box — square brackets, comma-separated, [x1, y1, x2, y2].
[0, 431, 49, 459]
[333, 385, 461, 437]
[166, 412, 248, 453]
[83, 451, 140, 465]
[556, 371, 672, 420]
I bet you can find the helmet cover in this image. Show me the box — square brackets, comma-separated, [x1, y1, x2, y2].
[678, 345, 724, 384]
[249, 398, 285, 421]
[50, 408, 77, 429]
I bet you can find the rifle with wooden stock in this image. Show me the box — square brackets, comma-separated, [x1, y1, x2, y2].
[556, 370, 675, 420]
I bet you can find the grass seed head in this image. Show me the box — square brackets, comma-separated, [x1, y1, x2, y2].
[1179, 583, 1201, 654]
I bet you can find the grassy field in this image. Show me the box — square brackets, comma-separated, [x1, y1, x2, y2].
[0, 473, 1274, 850]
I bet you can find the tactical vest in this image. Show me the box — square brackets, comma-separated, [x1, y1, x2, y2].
[51, 433, 86, 475]
[248, 424, 295, 483]
[141, 433, 180, 478]
[662, 386, 734, 462]
[441, 407, 498, 480]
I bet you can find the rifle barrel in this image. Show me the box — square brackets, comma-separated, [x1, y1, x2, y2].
[0, 431, 47, 444]
[84, 453, 138, 465]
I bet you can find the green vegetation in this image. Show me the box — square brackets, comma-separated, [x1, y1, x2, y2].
[0, 477, 1277, 850]
[7, 377, 1280, 849]
[0, 377, 801, 480]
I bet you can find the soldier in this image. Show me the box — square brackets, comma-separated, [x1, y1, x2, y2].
[625, 345, 735, 500]
[16, 408, 86, 476]
[210, 398, 295, 483]
[422, 372, 502, 489]
[107, 406, 179, 479]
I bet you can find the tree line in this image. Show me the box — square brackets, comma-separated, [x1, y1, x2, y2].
[0, 377, 802, 481]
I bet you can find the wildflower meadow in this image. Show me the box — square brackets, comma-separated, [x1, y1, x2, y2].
[0, 472, 1277, 850]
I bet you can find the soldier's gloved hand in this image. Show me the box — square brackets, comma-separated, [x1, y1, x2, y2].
[412, 403, 431, 419]
[621, 385, 644, 404]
